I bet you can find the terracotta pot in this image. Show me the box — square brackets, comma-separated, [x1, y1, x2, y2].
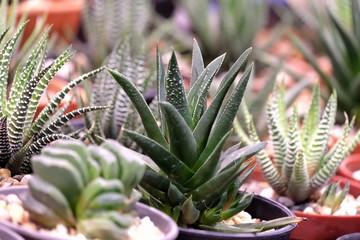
[178, 193, 297, 240]
[0, 186, 179, 240]
[17, 0, 85, 42]
[338, 153, 360, 181]
[35, 77, 86, 119]
[290, 175, 360, 240]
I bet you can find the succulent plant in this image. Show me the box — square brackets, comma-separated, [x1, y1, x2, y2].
[23, 139, 145, 240]
[82, 0, 151, 67]
[0, 0, 47, 75]
[0, 22, 108, 175]
[87, 37, 154, 149]
[108, 40, 302, 232]
[288, 0, 360, 124]
[180, 0, 268, 64]
[239, 83, 360, 203]
[318, 181, 349, 214]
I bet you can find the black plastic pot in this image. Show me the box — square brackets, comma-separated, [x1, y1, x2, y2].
[0, 186, 179, 240]
[178, 194, 297, 240]
[337, 233, 360, 240]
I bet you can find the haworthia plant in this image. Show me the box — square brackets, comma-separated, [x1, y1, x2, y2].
[0, 23, 108, 175]
[239, 83, 360, 203]
[108, 40, 302, 232]
[82, 0, 151, 67]
[23, 139, 145, 240]
[88, 37, 154, 149]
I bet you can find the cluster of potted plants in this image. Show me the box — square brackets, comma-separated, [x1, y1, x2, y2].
[0, 0, 359, 240]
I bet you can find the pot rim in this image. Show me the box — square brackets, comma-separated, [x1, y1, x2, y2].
[179, 193, 297, 238]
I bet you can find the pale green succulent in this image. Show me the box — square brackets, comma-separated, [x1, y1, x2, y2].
[0, 22, 107, 175]
[239, 83, 360, 203]
[318, 181, 349, 214]
[108, 40, 301, 232]
[23, 139, 145, 240]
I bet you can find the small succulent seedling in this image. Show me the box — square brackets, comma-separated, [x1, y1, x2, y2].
[108, 40, 302, 232]
[239, 83, 360, 203]
[23, 139, 145, 240]
[318, 181, 350, 214]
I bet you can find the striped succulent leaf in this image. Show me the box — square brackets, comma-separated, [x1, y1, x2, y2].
[0, 24, 108, 175]
[105, 41, 298, 232]
[238, 83, 360, 203]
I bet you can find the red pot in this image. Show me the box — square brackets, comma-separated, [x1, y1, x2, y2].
[35, 77, 86, 118]
[290, 176, 360, 240]
[17, 0, 85, 43]
[338, 153, 360, 182]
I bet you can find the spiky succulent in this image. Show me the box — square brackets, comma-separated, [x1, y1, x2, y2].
[0, 22, 107, 175]
[108, 40, 301, 232]
[23, 139, 145, 240]
[239, 83, 360, 203]
[88, 37, 153, 149]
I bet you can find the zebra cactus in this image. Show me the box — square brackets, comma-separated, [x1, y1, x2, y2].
[239, 83, 360, 203]
[0, 22, 108, 175]
[23, 139, 145, 240]
[87, 37, 153, 149]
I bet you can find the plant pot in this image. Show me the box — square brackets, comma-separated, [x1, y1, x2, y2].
[35, 77, 86, 119]
[338, 153, 360, 181]
[337, 232, 360, 240]
[0, 186, 179, 240]
[178, 194, 297, 240]
[0, 226, 24, 240]
[17, 0, 85, 43]
[290, 176, 360, 240]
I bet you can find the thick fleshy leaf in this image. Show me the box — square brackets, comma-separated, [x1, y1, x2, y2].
[165, 51, 192, 127]
[159, 101, 198, 168]
[191, 142, 265, 202]
[206, 64, 253, 156]
[184, 132, 230, 188]
[190, 39, 204, 87]
[193, 49, 251, 151]
[124, 129, 194, 184]
[107, 68, 167, 148]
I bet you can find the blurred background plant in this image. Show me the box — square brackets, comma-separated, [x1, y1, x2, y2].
[177, 0, 268, 66]
[287, 0, 360, 124]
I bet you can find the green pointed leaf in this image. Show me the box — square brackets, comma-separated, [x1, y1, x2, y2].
[190, 39, 204, 86]
[193, 49, 251, 151]
[124, 129, 194, 184]
[107, 68, 167, 148]
[184, 132, 230, 188]
[207, 64, 253, 154]
[159, 101, 198, 168]
[165, 50, 192, 127]
[191, 142, 265, 202]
